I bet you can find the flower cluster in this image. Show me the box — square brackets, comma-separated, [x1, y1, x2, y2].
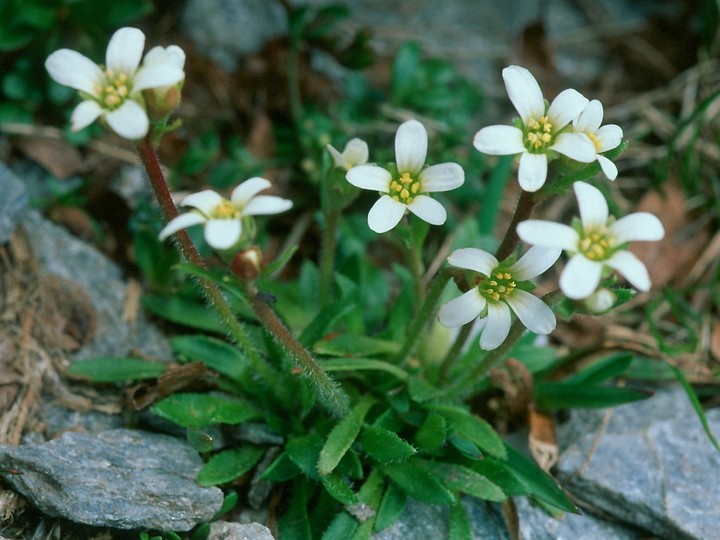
[473, 66, 622, 192]
[45, 27, 185, 140]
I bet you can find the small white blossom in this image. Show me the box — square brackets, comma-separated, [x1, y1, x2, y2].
[573, 100, 623, 180]
[438, 246, 561, 350]
[473, 65, 595, 192]
[327, 138, 369, 170]
[517, 181, 665, 300]
[584, 288, 616, 314]
[346, 120, 464, 233]
[45, 27, 185, 140]
[159, 177, 292, 250]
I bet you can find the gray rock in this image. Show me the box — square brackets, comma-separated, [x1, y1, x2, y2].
[0, 162, 29, 243]
[21, 209, 171, 361]
[208, 521, 275, 540]
[374, 498, 509, 540]
[182, 0, 287, 70]
[0, 429, 223, 531]
[556, 386, 720, 539]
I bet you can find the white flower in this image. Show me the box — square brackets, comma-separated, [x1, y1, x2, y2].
[438, 246, 561, 350]
[346, 120, 464, 233]
[516, 181, 665, 300]
[141, 45, 186, 118]
[473, 65, 595, 192]
[327, 138, 369, 170]
[45, 27, 185, 140]
[584, 288, 615, 314]
[573, 100, 623, 180]
[159, 177, 292, 250]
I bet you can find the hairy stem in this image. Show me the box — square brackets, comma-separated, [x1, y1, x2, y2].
[494, 190, 536, 261]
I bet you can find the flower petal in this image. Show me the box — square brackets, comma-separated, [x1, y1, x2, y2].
[231, 177, 271, 206]
[395, 120, 427, 174]
[574, 181, 608, 228]
[346, 165, 392, 192]
[343, 138, 369, 167]
[596, 124, 623, 152]
[547, 88, 588, 129]
[473, 125, 525, 155]
[133, 64, 185, 91]
[552, 132, 596, 163]
[610, 212, 665, 244]
[517, 220, 579, 251]
[505, 289, 556, 334]
[574, 99, 603, 133]
[597, 154, 618, 181]
[559, 253, 603, 299]
[243, 195, 292, 216]
[419, 163, 464, 192]
[143, 45, 186, 69]
[104, 99, 149, 140]
[606, 250, 651, 291]
[447, 248, 498, 275]
[181, 190, 222, 215]
[158, 212, 207, 240]
[106, 27, 144, 75]
[326, 144, 346, 168]
[438, 288, 487, 327]
[509, 246, 562, 281]
[70, 100, 103, 132]
[502, 66, 544, 124]
[204, 219, 242, 250]
[367, 195, 406, 233]
[407, 195, 447, 225]
[45, 50, 103, 95]
[479, 301, 512, 350]
[518, 152, 547, 192]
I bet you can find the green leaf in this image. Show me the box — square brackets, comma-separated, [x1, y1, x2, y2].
[322, 472, 357, 505]
[261, 244, 298, 278]
[449, 501, 472, 540]
[534, 383, 652, 410]
[415, 412, 447, 450]
[671, 366, 720, 453]
[322, 513, 359, 540]
[414, 460, 505, 502]
[318, 397, 375, 476]
[564, 353, 634, 385]
[186, 428, 214, 453]
[152, 393, 260, 428]
[408, 376, 448, 402]
[319, 358, 408, 380]
[142, 294, 225, 333]
[360, 426, 416, 463]
[212, 491, 239, 520]
[374, 481, 407, 532]
[260, 451, 301, 482]
[170, 335, 249, 382]
[279, 478, 312, 540]
[196, 446, 265, 486]
[299, 302, 356, 348]
[381, 460, 455, 506]
[503, 444, 579, 513]
[428, 404, 506, 459]
[449, 436, 483, 460]
[314, 334, 400, 357]
[65, 357, 166, 382]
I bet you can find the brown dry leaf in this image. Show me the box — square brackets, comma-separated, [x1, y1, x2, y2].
[17, 136, 85, 179]
[711, 322, 720, 361]
[629, 182, 710, 289]
[528, 408, 559, 472]
[130, 361, 208, 410]
[553, 315, 605, 350]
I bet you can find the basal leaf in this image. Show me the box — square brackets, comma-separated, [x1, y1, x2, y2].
[374, 481, 407, 532]
[196, 446, 265, 486]
[152, 393, 260, 428]
[381, 460, 455, 506]
[449, 501, 472, 540]
[318, 397, 375, 476]
[319, 358, 408, 380]
[427, 404, 506, 459]
[314, 334, 400, 357]
[534, 383, 652, 410]
[299, 302, 355, 348]
[65, 357, 166, 382]
[170, 335, 249, 382]
[142, 294, 225, 333]
[564, 353, 634, 385]
[414, 460, 505, 502]
[360, 426, 416, 463]
[260, 451, 301, 482]
[415, 411, 447, 450]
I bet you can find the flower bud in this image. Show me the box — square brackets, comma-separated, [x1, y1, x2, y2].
[583, 288, 615, 314]
[141, 45, 186, 120]
[231, 246, 263, 280]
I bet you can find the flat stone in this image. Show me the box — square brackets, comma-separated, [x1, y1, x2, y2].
[0, 162, 29, 244]
[556, 386, 720, 539]
[208, 521, 275, 540]
[0, 429, 223, 531]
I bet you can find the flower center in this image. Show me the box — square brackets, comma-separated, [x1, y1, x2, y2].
[525, 116, 553, 152]
[476, 271, 517, 303]
[578, 227, 615, 260]
[587, 132, 602, 151]
[389, 172, 421, 205]
[211, 199, 239, 219]
[95, 70, 132, 110]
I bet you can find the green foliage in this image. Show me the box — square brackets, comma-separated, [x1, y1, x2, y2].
[196, 446, 265, 486]
[66, 357, 166, 382]
[152, 393, 261, 428]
